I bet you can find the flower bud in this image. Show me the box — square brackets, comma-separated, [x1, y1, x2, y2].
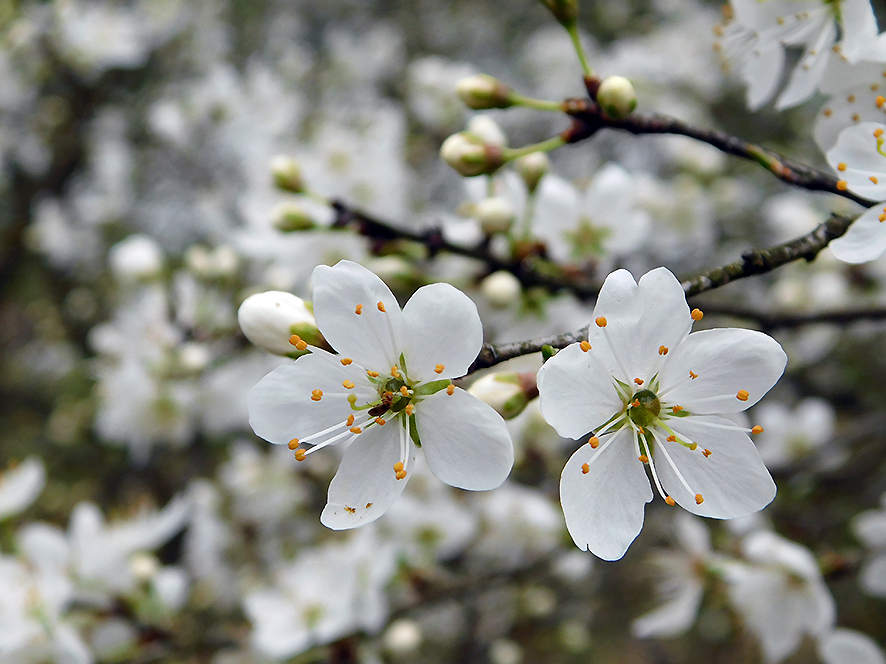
[270, 155, 304, 193]
[468, 372, 535, 419]
[271, 202, 315, 232]
[475, 197, 515, 234]
[481, 270, 522, 308]
[108, 235, 164, 282]
[440, 131, 504, 177]
[539, 0, 579, 27]
[456, 74, 515, 110]
[467, 115, 508, 148]
[238, 291, 321, 356]
[514, 152, 551, 194]
[596, 76, 637, 119]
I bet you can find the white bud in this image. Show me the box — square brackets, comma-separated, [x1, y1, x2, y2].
[440, 131, 504, 177]
[184, 245, 212, 277]
[270, 155, 304, 193]
[468, 372, 531, 419]
[178, 342, 211, 373]
[208, 245, 239, 278]
[515, 152, 551, 193]
[475, 197, 515, 234]
[383, 619, 423, 655]
[490, 639, 523, 664]
[237, 291, 320, 356]
[129, 552, 158, 583]
[480, 270, 522, 308]
[108, 235, 164, 282]
[466, 115, 508, 148]
[596, 76, 637, 119]
[456, 74, 514, 110]
[271, 202, 315, 232]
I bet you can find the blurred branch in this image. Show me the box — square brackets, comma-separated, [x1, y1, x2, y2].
[562, 99, 879, 208]
[699, 303, 886, 331]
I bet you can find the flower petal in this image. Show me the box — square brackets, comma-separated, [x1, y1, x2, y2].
[311, 260, 406, 371]
[662, 328, 787, 414]
[247, 351, 374, 446]
[320, 423, 415, 529]
[775, 22, 835, 110]
[402, 282, 483, 381]
[537, 342, 623, 439]
[819, 628, 886, 664]
[416, 387, 513, 490]
[560, 428, 653, 560]
[829, 203, 886, 264]
[826, 122, 886, 201]
[655, 415, 776, 518]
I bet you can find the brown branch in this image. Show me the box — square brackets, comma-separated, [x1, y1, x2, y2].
[697, 303, 886, 331]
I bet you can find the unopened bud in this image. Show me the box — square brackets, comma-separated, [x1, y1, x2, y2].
[480, 270, 522, 308]
[468, 372, 535, 419]
[475, 197, 515, 234]
[185, 245, 239, 279]
[456, 74, 515, 110]
[238, 291, 320, 356]
[270, 155, 304, 193]
[596, 76, 637, 119]
[466, 115, 508, 148]
[108, 235, 164, 282]
[515, 152, 551, 194]
[440, 131, 504, 177]
[271, 202, 315, 232]
[539, 0, 579, 27]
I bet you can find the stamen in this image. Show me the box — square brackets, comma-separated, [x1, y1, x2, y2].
[289, 335, 308, 351]
[667, 435, 676, 442]
[340, 357, 353, 366]
[581, 463, 590, 474]
[399, 386, 410, 396]
[695, 494, 704, 504]
[349, 427, 363, 434]
[343, 380, 355, 389]
[672, 405, 683, 413]
[346, 414, 355, 426]
[702, 449, 712, 457]
[580, 341, 591, 352]
[736, 389, 750, 401]
[446, 385, 455, 395]
[355, 304, 363, 315]
[311, 389, 323, 401]
[391, 366, 401, 378]
[294, 449, 306, 461]
[665, 496, 675, 506]
[836, 180, 848, 191]
[288, 438, 300, 450]
[751, 425, 764, 434]
[435, 364, 445, 374]
[595, 316, 607, 327]
[375, 417, 386, 426]
[632, 399, 641, 408]
[367, 370, 380, 378]
[654, 432, 699, 501]
[690, 308, 703, 321]
[393, 462, 404, 472]
[638, 454, 649, 463]
[377, 301, 386, 313]
[396, 470, 407, 480]
[589, 436, 599, 449]
[658, 345, 669, 355]
[872, 176, 880, 184]
[405, 404, 414, 415]
[837, 162, 847, 171]
[689, 371, 698, 380]
[634, 378, 644, 385]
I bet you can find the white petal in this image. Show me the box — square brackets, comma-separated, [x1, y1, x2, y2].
[662, 328, 787, 414]
[838, 0, 880, 61]
[742, 40, 785, 111]
[0, 457, 46, 520]
[402, 282, 483, 381]
[860, 554, 886, 597]
[820, 628, 886, 664]
[537, 342, 623, 439]
[826, 122, 886, 200]
[416, 387, 514, 490]
[775, 22, 835, 110]
[320, 424, 415, 529]
[656, 415, 776, 519]
[247, 352, 374, 446]
[560, 428, 653, 560]
[829, 203, 886, 264]
[311, 260, 406, 370]
[632, 576, 703, 638]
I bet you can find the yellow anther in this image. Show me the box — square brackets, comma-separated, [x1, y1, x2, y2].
[689, 442, 698, 451]
[343, 380, 355, 389]
[405, 404, 414, 415]
[581, 463, 590, 474]
[311, 389, 323, 401]
[289, 334, 302, 346]
[665, 496, 676, 506]
[294, 449, 306, 461]
[877, 128, 885, 137]
[435, 364, 445, 374]
[345, 506, 356, 514]
[872, 176, 880, 184]
[632, 399, 641, 408]
[853, 113, 861, 122]
[690, 308, 703, 321]
[346, 414, 355, 426]
[751, 425, 764, 434]
[375, 417, 386, 426]
[837, 162, 847, 171]
[395, 470, 408, 480]
[672, 405, 683, 413]
[823, 108, 832, 117]
[837, 180, 848, 191]
[595, 316, 608, 328]
[873, 84, 881, 92]
[384, 391, 394, 399]
[879, 213, 886, 222]
[350, 426, 362, 434]
[667, 435, 676, 442]
[295, 339, 308, 351]
[848, 94, 856, 103]
[288, 438, 300, 450]
[878, 96, 886, 108]
[391, 366, 401, 378]
[377, 301, 386, 313]
[365, 502, 372, 509]
[393, 462, 404, 472]
[658, 345, 669, 355]
[695, 493, 704, 504]
[580, 341, 591, 352]
[446, 385, 455, 395]
[355, 304, 363, 315]
[400, 386, 410, 396]
[367, 370, 380, 378]
[702, 449, 712, 458]
[638, 454, 649, 463]
[637, 426, 645, 434]
[340, 357, 353, 366]
[689, 371, 698, 380]
[634, 378, 644, 386]
[589, 436, 599, 449]
[736, 389, 750, 401]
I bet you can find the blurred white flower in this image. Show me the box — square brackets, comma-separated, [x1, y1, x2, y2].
[852, 492, 886, 597]
[0, 457, 46, 521]
[752, 398, 836, 470]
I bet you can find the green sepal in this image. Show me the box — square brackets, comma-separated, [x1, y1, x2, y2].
[670, 409, 691, 418]
[409, 414, 422, 448]
[541, 345, 557, 362]
[413, 379, 451, 396]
